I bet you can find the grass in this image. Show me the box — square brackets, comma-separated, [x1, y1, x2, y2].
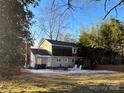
[0, 72, 124, 93]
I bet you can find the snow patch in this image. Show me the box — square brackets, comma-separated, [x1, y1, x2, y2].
[22, 69, 117, 74]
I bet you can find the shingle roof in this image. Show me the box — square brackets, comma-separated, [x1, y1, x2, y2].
[46, 39, 77, 46]
[31, 48, 50, 56]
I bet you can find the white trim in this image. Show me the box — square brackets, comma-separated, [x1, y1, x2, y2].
[57, 57, 61, 62]
[31, 46, 38, 48]
[35, 54, 82, 58]
[64, 58, 68, 62]
[52, 44, 73, 48]
[52, 56, 82, 58]
[72, 47, 77, 54]
[36, 54, 51, 58]
[52, 44, 81, 48]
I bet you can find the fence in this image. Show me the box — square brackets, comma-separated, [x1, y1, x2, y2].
[95, 65, 124, 72]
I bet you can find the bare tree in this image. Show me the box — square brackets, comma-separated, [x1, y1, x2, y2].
[55, 32, 77, 43]
[103, 0, 124, 19]
[40, 3, 69, 40]
[51, 0, 124, 19]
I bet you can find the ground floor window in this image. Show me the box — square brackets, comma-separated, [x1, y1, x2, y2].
[57, 58, 61, 62]
[72, 59, 74, 62]
[65, 58, 68, 62]
[37, 58, 42, 64]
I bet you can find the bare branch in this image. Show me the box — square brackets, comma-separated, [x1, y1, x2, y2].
[103, 0, 124, 19]
[67, 0, 75, 11]
[51, 0, 56, 12]
[104, 0, 108, 12]
[115, 7, 118, 17]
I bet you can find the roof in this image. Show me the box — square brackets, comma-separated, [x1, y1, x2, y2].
[46, 39, 77, 47]
[31, 48, 50, 56]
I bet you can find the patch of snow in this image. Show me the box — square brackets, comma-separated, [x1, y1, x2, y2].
[22, 68, 117, 74]
[68, 70, 117, 74]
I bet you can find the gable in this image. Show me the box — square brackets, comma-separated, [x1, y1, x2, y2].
[39, 39, 52, 48]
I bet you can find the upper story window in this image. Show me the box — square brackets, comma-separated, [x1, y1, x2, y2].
[72, 47, 77, 54]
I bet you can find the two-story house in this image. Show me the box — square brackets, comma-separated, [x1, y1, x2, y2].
[30, 39, 82, 68]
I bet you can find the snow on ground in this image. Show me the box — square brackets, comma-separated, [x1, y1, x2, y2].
[22, 68, 117, 74]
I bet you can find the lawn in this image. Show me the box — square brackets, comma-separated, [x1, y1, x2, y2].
[0, 72, 124, 93]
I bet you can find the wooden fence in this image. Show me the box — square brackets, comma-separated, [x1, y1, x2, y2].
[95, 65, 124, 72]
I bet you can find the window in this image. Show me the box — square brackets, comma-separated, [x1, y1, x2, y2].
[59, 58, 61, 62]
[72, 47, 77, 54]
[37, 58, 42, 64]
[74, 49, 76, 53]
[57, 58, 61, 62]
[57, 58, 58, 62]
[72, 59, 74, 62]
[65, 58, 68, 62]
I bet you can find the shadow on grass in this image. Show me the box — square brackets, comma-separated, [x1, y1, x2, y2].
[36, 85, 124, 93]
[2, 72, 124, 93]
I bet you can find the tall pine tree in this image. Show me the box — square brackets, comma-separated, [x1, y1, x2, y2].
[0, 0, 39, 77]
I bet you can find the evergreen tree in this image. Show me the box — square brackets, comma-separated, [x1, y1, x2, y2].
[80, 18, 124, 54]
[0, 0, 39, 77]
[99, 19, 124, 52]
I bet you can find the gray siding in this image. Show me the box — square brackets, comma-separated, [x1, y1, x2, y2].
[50, 56, 80, 67]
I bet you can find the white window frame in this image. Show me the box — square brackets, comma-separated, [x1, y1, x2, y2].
[37, 58, 42, 64]
[72, 58, 75, 62]
[57, 58, 61, 62]
[72, 47, 77, 54]
[65, 58, 68, 62]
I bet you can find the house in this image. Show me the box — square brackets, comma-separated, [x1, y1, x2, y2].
[30, 39, 82, 68]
